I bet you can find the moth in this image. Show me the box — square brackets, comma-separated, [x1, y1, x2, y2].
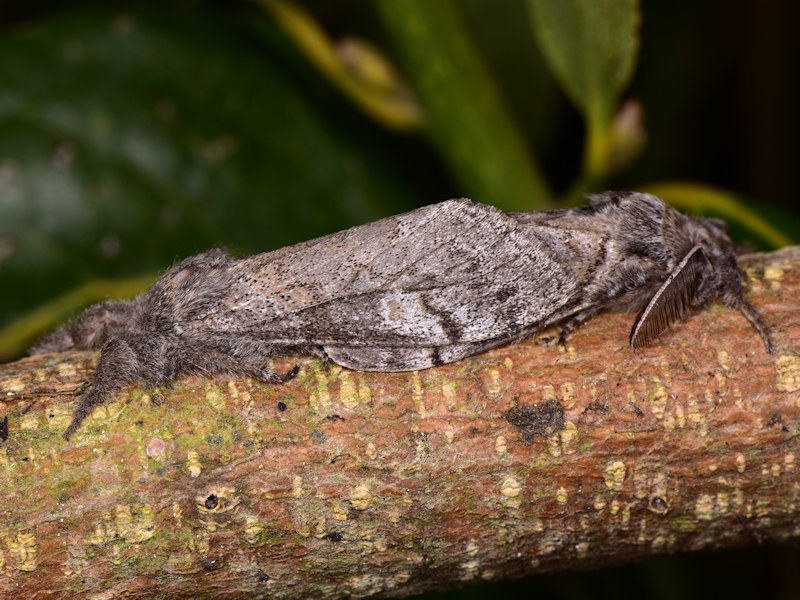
[29, 191, 773, 440]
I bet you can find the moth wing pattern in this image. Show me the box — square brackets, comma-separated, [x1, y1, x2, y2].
[196, 199, 585, 355]
[629, 244, 707, 348]
[324, 339, 504, 372]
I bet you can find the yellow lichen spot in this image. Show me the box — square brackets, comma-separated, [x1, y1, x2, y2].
[445, 423, 456, 443]
[226, 380, 241, 398]
[441, 380, 457, 406]
[186, 451, 202, 477]
[338, 371, 359, 409]
[717, 492, 731, 514]
[567, 346, 577, 360]
[295, 517, 311, 538]
[621, 504, 631, 527]
[310, 369, 332, 411]
[500, 475, 521, 497]
[776, 355, 800, 393]
[487, 369, 501, 397]
[559, 421, 578, 454]
[708, 464, 718, 472]
[365, 442, 378, 460]
[610, 499, 621, 515]
[172, 502, 183, 524]
[466, 539, 479, 557]
[764, 266, 784, 290]
[56, 362, 77, 377]
[7, 531, 37, 571]
[331, 501, 348, 521]
[649, 379, 667, 420]
[350, 484, 371, 510]
[594, 497, 607, 510]
[715, 372, 727, 393]
[542, 385, 557, 402]
[547, 434, 561, 458]
[663, 411, 675, 432]
[560, 382, 576, 408]
[412, 372, 426, 418]
[20, 415, 39, 430]
[717, 350, 729, 370]
[500, 475, 522, 508]
[735, 453, 746, 473]
[556, 486, 568, 504]
[503, 357, 514, 370]
[675, 405, 686, 429]
[785, 453, 795, 471]
[495, 435, 507, 456]
[695, 494, 715, 520]
[243, 517, 264, 545]
[292, 475, 304, 497]
[604, 460, 627, 490]
[771, 463, 781, 477]
[687, 398, 702, 423]
[357, 374, 372, 405]
[114, 503, 155, 543]
[2, 378, 25, 393]
[205, 388, 225, 411]
[460, 559, 480, 580]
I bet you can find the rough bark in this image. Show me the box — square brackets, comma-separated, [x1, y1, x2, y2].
[0, 247, 798, 599]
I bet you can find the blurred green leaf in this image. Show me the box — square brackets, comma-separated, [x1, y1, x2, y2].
[0, 6, 416, 345]
[0, 274, 157, 361]
[528, 0, 640, 180]
[374, 0, 553, 210]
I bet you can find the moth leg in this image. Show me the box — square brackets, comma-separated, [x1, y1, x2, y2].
[179, 338, 301, 384]
[64, 332, 171, 440]
[557, 308, 599, 346]
[30, 300, 135, 355]
[729, 298, 775, 353]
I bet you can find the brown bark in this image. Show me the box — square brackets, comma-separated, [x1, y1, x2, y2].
[1, 247, 798, 599]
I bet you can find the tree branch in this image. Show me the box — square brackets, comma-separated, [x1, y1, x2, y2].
[1, 247, 798, 599]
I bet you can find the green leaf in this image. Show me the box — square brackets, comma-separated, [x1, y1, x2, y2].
[374, 0, 553, 210]
[528, 0, 639, 123]
[0, 6, 417, 353]
[528, 0, 640, 180]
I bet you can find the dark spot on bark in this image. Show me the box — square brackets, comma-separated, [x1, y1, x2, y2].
[503, 400, 565, 444]
[583, 398, 609, 413]
[768, 413, 783, 427]
[324, 414, 345, 422]
[258, 571, 271, 582]
[469, 427, 480, 435]
[205, 494, 219, 510]
[277, 401, 287, 411]
[649, 496, 669, 514]
[201, 558, 216, 571]
[323, 532, 343, 542]
[0, 416, 7, 442]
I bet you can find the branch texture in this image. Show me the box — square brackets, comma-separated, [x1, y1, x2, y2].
[1, 247, 799, 599]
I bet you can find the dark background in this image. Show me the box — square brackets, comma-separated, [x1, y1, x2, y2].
[0, 1, 798, 598]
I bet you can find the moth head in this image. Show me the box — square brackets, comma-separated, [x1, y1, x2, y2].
[685, 216, 744, 305]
